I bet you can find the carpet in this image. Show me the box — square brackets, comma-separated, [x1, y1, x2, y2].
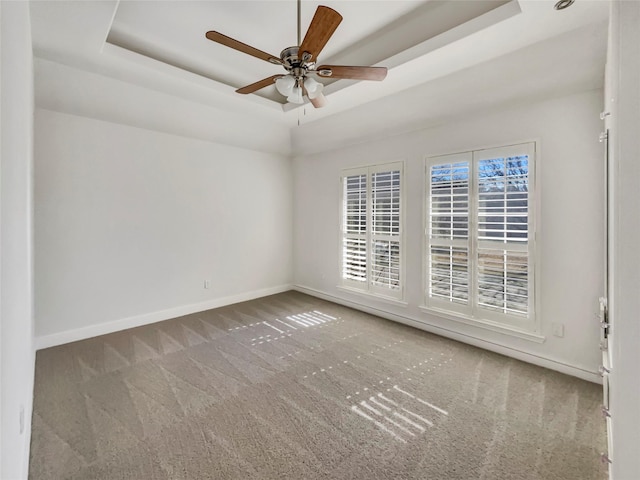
[29, 291, 606, 479]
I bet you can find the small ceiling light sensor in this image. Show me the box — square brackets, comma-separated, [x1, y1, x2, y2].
[554, 0, 575, 10]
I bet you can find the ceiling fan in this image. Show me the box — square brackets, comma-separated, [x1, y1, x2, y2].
[205, 1, 387, 108]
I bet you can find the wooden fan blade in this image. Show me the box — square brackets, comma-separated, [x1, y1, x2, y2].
[206, 31, 282, 65]
[236, 75, 283, 94]
[316, 65, 387, 81]
[299, 6, 342, 62]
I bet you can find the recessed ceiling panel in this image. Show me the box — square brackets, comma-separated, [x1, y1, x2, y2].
[107, 1, 427, 103]
[106, 0, 512, 105]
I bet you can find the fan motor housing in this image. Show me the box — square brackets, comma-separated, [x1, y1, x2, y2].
[280, 46, 302, 70]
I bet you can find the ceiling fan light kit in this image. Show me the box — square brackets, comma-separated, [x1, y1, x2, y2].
[275, 75, 296, 96]
[287, 86, 305, 104]
[205, 3, 388, 108]
[304, 77, 324, 99]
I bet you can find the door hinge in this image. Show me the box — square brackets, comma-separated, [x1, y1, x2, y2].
[599, 297, 609, 339]
[599, 131, 609, 143]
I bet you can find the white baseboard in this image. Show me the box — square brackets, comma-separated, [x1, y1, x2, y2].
[293, 284, 602, 384]
[35, 284, 292, 350]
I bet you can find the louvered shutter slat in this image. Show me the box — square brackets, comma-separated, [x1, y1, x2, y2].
[342, 174, 367, 284]
[428, 161, 470, 304]
[477, 249, 528, 315]
[371, 169, 401, 289]
[476, 154, 530, 316]
[477, 156, 529, 242]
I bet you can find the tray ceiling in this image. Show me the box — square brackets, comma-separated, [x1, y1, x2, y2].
[30, 0, 609, 130]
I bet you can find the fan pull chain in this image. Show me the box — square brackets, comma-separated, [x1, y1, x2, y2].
[297, 106, 307, 127]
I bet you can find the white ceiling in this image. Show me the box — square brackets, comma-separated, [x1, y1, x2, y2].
[29, 0, 609, 148]
[108, 1, 424, 100]
[105, 0, 514, 103]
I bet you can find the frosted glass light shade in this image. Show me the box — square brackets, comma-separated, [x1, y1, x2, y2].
[275, 75, 295, 96]
[287, 86, 304, 104]
[304, 77, 324, 99]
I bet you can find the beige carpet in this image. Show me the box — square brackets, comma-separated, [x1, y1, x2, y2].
[29, 291, 606, 479]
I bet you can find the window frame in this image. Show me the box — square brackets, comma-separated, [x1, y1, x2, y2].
[423, 142, 540, 336]
[340, 161, 405, 302]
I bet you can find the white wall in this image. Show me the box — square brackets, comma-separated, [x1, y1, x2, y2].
[34, 109, 292, 345]
[291, 23, 606, 157]
[606, 1, 640, 478]
[34, 58, 292, 157]
[0, 2, 35, 479]
[293, 89, 604, 380]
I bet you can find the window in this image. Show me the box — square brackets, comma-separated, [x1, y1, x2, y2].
[425, 143, 536, 331]
[341, 162, 403, 300]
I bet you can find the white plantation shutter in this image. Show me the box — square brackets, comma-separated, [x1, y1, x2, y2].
[475, 151, 531, 318]
[477, 249, 528, 315]
[429, 246, 469, 302]
[342, 173, 368, 284]
[341, 163, 403, 299]
[477, 156, 529, 243]
[426, 143, 536, 330]
[428, 156, 470, 311]
[371, 169, 401, 292]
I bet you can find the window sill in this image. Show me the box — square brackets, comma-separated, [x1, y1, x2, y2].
[418, 305, 545, 343]
[337, 285, 408, 308]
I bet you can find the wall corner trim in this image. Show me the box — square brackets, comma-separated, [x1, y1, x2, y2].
[34, 284, 292, 350]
